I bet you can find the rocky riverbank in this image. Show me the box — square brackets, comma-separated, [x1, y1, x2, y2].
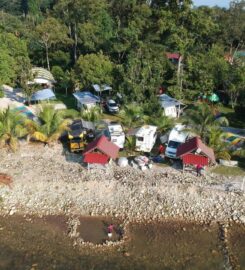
[0, 143, 244, 224]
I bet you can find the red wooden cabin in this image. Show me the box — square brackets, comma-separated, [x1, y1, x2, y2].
[83, 135, 119, 166]
[176, 137, 215, 169]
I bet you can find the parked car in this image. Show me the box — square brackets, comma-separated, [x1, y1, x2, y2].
[105, 99, 119, 114]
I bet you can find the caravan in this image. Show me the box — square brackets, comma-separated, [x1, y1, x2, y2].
[134, 125, 157, 153]
[104, 122, 125, 149]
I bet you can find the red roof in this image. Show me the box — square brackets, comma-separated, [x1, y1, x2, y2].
[176, 137, 215, 164]
[83, 135, 119, 159]
[166, 52, 181, 60]
[84, 153, 109, 164]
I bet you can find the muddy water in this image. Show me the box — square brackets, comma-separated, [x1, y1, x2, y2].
[0, 216, 244, 270]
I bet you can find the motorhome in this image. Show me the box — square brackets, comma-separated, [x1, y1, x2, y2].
[165, 124, 189, 158]
[134, 125, 157, 153]
[104, 122, 125, 149]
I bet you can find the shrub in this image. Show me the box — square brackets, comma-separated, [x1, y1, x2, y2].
[0, 87, 4, 98]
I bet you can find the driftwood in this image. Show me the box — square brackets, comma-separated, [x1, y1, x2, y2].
[0, 173, 13, 188]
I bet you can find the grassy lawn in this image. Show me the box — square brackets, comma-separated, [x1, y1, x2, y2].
[55, 93, 77, 109]
[211, 165, 245, 176]
[101, 113, 122, 123]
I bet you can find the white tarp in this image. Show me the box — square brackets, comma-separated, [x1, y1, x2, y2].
[92, 84, 112, 92]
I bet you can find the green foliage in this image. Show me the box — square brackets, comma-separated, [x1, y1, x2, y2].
[147, 115, 174, 134]
[0, 87, 4, 98]
[27, 105, 70, 145]
[0, 0, 244, 118]
[208, 127, 231, 160]
[0, 31, 30, 85]
[119, 104, 145, 129]
[0, 107, 29, 151]
[124, 136, 136, 155]
[75, 52, 113, 88]
[119, 44, 167, 102]
[80, 106, 102, 122]
[36, 17, 71, 70]
[182, 103, 217, 143]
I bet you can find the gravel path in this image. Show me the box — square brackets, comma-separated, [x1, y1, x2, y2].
[0, 143, 244, 224]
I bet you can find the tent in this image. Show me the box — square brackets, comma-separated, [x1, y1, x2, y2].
[31, 88, 56, 101]
[208, 93, 220, 103]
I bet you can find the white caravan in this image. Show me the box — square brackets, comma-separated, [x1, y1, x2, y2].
[135, 125, 157, 152]
[105, 122, 125, 149]
[165, 124, 189, 158]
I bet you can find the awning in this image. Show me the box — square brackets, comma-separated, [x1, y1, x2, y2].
[31, 88, 56, 101]
[92, 84, 112, 92]
[73, 91, 100, 105]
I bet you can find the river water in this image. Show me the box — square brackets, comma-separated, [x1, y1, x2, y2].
[0, 215, 244, 270]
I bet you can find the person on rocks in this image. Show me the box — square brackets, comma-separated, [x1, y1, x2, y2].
[107, 224, 114, 238]
[158, 144, 165, 155]
[196, 164, 203, 177]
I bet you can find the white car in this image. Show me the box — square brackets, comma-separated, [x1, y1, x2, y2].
[105, 99, 119, 114]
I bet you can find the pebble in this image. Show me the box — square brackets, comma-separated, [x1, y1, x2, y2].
[0, 143, 244, 224]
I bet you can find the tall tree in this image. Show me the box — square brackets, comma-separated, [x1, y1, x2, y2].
[36, 17, 71, 70]
[75, 52, 114, 88]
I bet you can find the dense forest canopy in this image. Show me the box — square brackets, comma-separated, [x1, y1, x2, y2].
[0, 0, 244, 108]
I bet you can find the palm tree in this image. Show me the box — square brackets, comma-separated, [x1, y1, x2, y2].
[119, 104, 145, 129]
[182, 103, 217, 143]
[0, 107, 28, 151]
[208, 127, 231, 160]
[80, 106, 102, 122]
[27, 105, 70, 145]
[124, 136, 136, 155]
[146, 115, 174, 134]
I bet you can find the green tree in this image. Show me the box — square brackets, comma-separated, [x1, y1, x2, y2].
[227, 65, 245, 108]
[147, 115, 174, 134]
[182, 103, 217, 143]
[80, 106, 102, 122]
[27, 105, 70, 145]
[0, 107, 29, 151]
[0, 31, 30, 85]
[208, 127, 231, 160]
[119, 43, 167, 102]
[36, 17, 71, 70]
[0, 48, 16, 85]
[119, 104, 145, 129]
[75, 52, 113, 88]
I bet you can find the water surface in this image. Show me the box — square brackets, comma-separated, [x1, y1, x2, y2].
[0, 216, 244, 270]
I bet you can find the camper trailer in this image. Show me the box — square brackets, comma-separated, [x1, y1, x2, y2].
[104, 122, 125, 149]
[165, 124, 189, 158]
[134, 125, 157, 153]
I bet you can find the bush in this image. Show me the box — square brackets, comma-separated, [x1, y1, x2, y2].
[0, 87, 4, 98]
